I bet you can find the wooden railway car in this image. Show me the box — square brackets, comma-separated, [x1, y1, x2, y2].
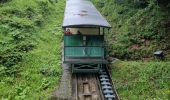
[62, 0, 111, 73]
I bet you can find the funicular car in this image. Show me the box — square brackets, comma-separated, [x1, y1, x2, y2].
[62, 0, 111, 73]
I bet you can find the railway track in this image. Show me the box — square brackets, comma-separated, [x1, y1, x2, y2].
[72, 66, 119, 100]
[72, 74, 102, 100]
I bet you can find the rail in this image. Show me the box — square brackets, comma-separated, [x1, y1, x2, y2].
[72, 74, 102, 100]
[72, 65, 120, 100]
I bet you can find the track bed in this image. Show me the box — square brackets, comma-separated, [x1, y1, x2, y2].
[72, 74, 102, 100]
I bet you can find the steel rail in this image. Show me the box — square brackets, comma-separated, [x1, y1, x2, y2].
[72, 65, 119, 100]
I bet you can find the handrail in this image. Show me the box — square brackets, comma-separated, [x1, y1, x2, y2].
[64, 46, 105, 47]
[64, 46, 105, 61]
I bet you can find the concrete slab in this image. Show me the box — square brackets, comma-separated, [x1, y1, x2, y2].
[50, 63, 72, 100]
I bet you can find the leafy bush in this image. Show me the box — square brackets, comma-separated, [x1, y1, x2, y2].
[134, 0, 148, 8]
[39, 79, 51, 90]
[0, 65, 6, 75]
[48, 0, 58, 4]
[0, 0, 64, 99]
[34, 14, 44, 26]
[93, 0, 170, 59]
[0, 0, 54, 77]
[40, 66, 61, 77]
[14, 85, 30, 99]
[0, 52, 22, 67]
[157, 0, 170, 8]
[0, 0, 11, 3]
[37, 1, 50, 16]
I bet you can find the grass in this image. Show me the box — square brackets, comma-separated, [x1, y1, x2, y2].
[0, 0, 65, 99]
[112, 60, 170, 100]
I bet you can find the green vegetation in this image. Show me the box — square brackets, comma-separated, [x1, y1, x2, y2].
[92, 0, 170, 99]
[0, 0, 170, 99]
[112, 61, 170, 100]
[0, 0, 64, 99]
[93, 0, 170, 60]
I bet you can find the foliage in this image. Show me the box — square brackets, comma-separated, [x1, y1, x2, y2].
[93, 1, 170, 99]
[111, 61, 170, 100]
[0, 0, 64, 99]
[0, 0, 11, 3]
[93, 0, 170, 60]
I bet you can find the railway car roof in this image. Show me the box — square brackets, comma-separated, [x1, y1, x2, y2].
[62, 0, 111, 28]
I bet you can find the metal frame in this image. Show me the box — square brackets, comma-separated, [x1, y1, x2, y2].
[64, 46, 105, 60]
[64, 34, 105, 60]
[72, 64, 103, 73]
[63, 29, 108, 73]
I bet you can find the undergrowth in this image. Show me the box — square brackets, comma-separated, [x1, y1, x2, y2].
[93, 0, 170, 60]
[92, 0, 170, 99]
[0, 0, 64, 99]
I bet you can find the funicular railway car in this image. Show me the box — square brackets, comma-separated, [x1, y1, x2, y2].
[62, 0, 111, 73]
